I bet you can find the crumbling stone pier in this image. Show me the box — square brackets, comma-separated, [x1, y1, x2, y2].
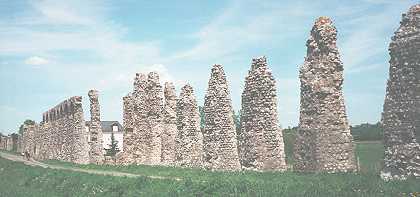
[118, 73, 162, 165]
[88, 90, 105, 164]
[161, 82, 178, 165]
[381, 4, 420, 180]
[145, 72, 164, 165]
[176, 84, 203, 168]
[203, 64, 241, 171]
[117, 94, 134, 165]
[239, 57, 287, 171]
[293, 17, 356, 173]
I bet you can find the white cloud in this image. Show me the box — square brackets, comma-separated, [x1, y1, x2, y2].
[24, 56, 49, 66]
[169, 1, 314, 62]
[339, 1, 413, 74]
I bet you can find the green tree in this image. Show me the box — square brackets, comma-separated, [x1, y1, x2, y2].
[232, 110, 241, 135]
[106, 132, 119, 156]
[18, 119, 35, 135]
[199, 106, 205, 129]
[350, 122, 383, 141]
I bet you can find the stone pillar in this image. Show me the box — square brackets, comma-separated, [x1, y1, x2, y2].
[161, 82, 178, 165]
[88, 90, 104, 164]
[132, 73, 150, 164]
[71, 96, 90, 164]
[145, 72, 164, 165]
[22, 123, 37, 156]
[294, 17, 356, 173]
[117, 94, 135, 165]
[239, 56, 286, 171]
[176, 84, 203, 168]
[381, 5, 420, 180]
[203, 64, 241, 171]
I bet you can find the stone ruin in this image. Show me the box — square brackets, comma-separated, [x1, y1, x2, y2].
[0, 134, 19, 151]
[22, 96, 90, 164]
[0, 136, 5, 150]
[293, 17, 356, 173]
[118, 72, 165, 165]
[161, 82, 178, 166]
[203, 64, 241, 170]
[88, 90, 105, 164]
[381, 5, 420, 180]
[132, 73, 150, 164]
[146, 72, 165, 165]
[175, 84, 203, 168]
[15, 6, 420, 174]
[239, 56, 287, 171]
[117, 94, 134, 164]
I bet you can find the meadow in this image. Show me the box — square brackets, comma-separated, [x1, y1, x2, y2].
[1, 141, 419, 197]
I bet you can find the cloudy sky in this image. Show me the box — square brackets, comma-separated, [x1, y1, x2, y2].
[0, 0, 416, 134]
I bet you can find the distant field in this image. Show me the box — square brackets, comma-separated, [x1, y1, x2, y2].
[1, 141, 419, 196]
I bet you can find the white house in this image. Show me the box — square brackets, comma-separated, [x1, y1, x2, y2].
[85, 121, 124, 152]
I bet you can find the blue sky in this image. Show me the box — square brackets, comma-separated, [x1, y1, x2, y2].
[0, 0, 416, 134]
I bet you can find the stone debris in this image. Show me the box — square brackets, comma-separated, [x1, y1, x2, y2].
[22, 96, 90, 164]
[175, 84, 203, 168]
[88, 90, 105, 165]
[239, 56, 287, 171]
[161, 82, 178, 165]
[203, 64, 241, 171]
[381, 5, 420, 180]
[293, 17, 356, 173]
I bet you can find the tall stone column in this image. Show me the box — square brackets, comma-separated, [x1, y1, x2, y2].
[145, 72, 164, 165]
[381, 5, 420, 180]
[294, 17, 356, 172]
[203, 64, 241, 170]
[161, 82, 178, 165]
[132, 73, 150, 164]
[117, 94, 134, 164]
[88, 90, 104, 164]
[176, 84, 203, 168]
[71, 96, 90, 164]
[239, 56, 286, 171]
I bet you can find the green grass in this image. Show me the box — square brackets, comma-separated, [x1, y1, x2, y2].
[1, 141, 420, 196]
[355, 141, 385, 173]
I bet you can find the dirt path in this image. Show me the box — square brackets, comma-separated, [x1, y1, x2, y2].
[0, 152, 181, 181]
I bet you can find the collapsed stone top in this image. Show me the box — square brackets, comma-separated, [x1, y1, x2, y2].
[311, 16, 336, 42]
[147, 72, 160, 84]
[305, 16, 338, 59]
[251, 56, 268, 70]
[164, 82, 175, 90]
[164, 82, 176, 97]
[408, 4, 420, 14]
[212, 64, 223, 71]
[181, 84, 194, 94]
[134, 73, 147, 84]
[314, 16, 332, 27]
[133, 73, 147, 92]
[392, 4, 420, 42]
[88, 89, 99, 98]
[209, 64, 228, 84]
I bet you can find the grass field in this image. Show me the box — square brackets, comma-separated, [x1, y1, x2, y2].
[1, 141, 419, 196]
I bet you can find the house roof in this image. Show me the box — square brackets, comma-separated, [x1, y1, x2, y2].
[85, 121, 123, 133]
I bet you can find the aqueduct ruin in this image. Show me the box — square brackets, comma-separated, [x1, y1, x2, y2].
[16, 4, 419, 179]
